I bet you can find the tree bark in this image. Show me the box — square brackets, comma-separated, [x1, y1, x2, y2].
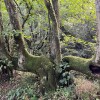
[0, 1, 3, 45]
[95, 0, 100, 64]
[4, 0, 25, 53]
[52, 0, 59, 26]
[44, 0, 61, 65]
[0, 2, 18, 68]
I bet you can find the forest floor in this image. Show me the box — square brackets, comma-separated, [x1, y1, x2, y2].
[0, 71, 24, 100]
[0, 70, 100, 100]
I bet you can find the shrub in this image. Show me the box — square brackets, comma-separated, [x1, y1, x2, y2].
[57, 61, 74, 87]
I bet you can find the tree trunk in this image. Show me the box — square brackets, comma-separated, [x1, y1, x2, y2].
[52, 0, 59, 26]
[95, 0, 100, 64]
[0, 1, 4, 58]
[4, 0, 57, 90]
[0, 2, 3, 45]
[4, 0, 25, 52]
[0, 2, 18, 69]
[44, 0, 61, 65]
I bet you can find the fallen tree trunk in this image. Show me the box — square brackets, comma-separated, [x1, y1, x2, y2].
[63, 56, 100, 79]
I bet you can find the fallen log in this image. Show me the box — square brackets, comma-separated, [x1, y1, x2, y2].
[63, 56, 100, 79]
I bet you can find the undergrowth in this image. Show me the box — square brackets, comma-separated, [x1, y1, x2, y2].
[6, 70, 100, 100]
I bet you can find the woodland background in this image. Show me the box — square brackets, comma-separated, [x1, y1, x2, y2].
[0, 0, 100, 100]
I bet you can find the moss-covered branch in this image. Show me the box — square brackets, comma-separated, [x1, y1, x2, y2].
[21, 49, 53, 73]
[63, 56, 93, 76]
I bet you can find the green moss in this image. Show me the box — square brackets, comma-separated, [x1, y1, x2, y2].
[63, 56, 93, 75]
[20, 49, 57, 89]
[21, 49, 53, 73]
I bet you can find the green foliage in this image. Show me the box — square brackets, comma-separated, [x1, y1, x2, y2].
[62, 35, 95, 58]
[58, 62, 70, 73]
[64, 35, 95, 49]
[0, 58, 13, 68]
[60, 0, 96, 41]
[43, 86, 75, 100]
[0, 58, 13, 81]
[7, 84, 38, 100]
[1, 0, 96, 57]
[58, 61, 74, 87]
